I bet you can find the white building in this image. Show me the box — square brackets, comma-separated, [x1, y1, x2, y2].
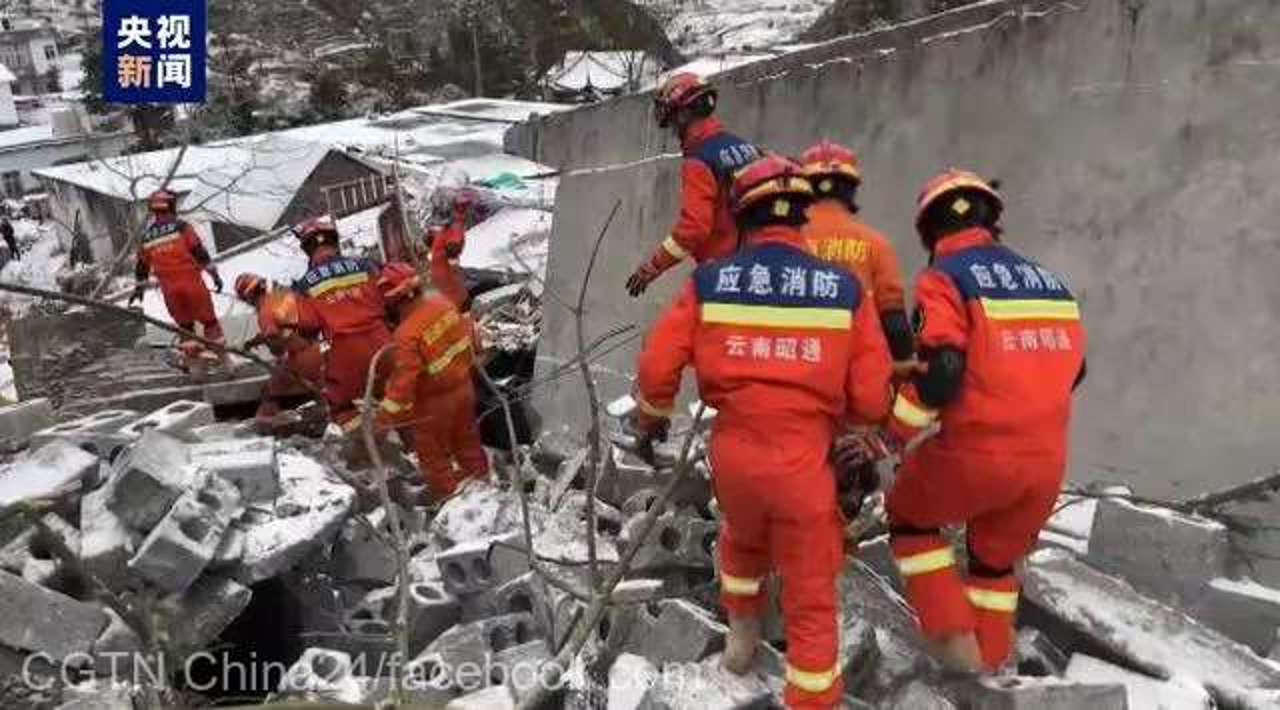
[0, 107, 132, 199]
[0, 18, 61, 96]
[0, 62, 17, 128]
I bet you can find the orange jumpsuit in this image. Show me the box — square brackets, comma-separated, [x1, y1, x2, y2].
[255, 287, 324, 416]
[637, 225, 892, 708]
[802, 200, 906, 319]
[884, 228, 1086, 669]
[296, 248, 392, 431]
[640, 117, 762, 274]
[376, 294, 487, 498]
[429, 217, 469, 311]
[137, 218, 223, 341]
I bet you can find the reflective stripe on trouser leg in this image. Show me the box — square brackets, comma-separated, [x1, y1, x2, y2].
[967, 573, 1019, 670]
[889, 531, 974, 637]
[717, 524, 767, 617]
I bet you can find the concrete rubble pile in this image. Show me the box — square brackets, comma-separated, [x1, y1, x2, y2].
[2, 395, 1280, 709]
[473, 283, 542, 355]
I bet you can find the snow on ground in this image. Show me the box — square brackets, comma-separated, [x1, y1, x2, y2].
[0, 220, 66, 316]
[640, 0, 836, 54]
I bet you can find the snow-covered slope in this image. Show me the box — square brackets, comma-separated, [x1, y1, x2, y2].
[640, 0, 836, 54]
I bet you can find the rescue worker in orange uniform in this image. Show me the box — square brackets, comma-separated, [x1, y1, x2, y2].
[861, 170, 1086, 673]
[799, 140, 914, 365]
[630, 155, 893, 708]
[130, 190, 226, 349]
[427, 193, 472, 311]
[234, 272, 325, 431]
[375, 262, 489, 498]
[293, 216, 392, 433]
[626, 72, 762, 297]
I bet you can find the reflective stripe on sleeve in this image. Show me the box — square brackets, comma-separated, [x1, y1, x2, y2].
[380, 399, 408, 414]
[427, 338, 471, 375]
[662, 236, 690, 261]
[892, 392, 938, 429]
[894, 547, 956, 577]
[967, 587, 1019, 612]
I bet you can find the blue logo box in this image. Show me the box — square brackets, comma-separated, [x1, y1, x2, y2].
[103, 0, 207, 104]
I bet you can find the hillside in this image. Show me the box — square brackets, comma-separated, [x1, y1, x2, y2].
[639, 0, 837, 53]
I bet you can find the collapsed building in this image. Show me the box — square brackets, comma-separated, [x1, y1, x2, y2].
[1, 0, 1280, 708]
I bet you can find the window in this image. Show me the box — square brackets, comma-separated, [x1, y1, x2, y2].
[42, 44, 56, 61]
[2, 171, 21, 198]
[1, 19, 11, 32]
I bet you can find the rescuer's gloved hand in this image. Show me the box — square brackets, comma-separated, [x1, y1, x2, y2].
[128, 283, 145, 307]
[831, 430, 894, 519]
[626, 262, 662, 298]
[209, 268, 224, 293]
[626, 411, 670, 466]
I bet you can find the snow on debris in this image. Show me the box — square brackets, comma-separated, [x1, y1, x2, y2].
[1210, 577, 1280, 605]
[1045, 494, 1097, 539]
[1065, 654, 1213, 710]
[640, 0, 836, 54]
[461, 207, 552, 276]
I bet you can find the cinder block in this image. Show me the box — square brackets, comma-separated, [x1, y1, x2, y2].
[190, 437, 280, 504]
[1016, 628, 1068, 676]
[419, 613, 538, 687]
[445, 685, 515, 710]
[279, 647, 370, 704]
[1190, 577, 1280, 655]
[438, 532, 531, 597]
[0, 398, 53, 451]
[491, 639, 552, 705]
[91, 608, 143, 679]
[165, 575, 253, 652]
[962, 676, 1128, 710]
[638, 654, 773, 710]
[599, 446, 662, 507]
[118, 399, 215, 439]
[0, 569, 108, 660]
[127, 486, 231, 594]
[203, 375, 271, 406]
[28, 409, 140, 458]
[107, 430, 196, 531]
[79, 477, 140, 591]
[57, 679, 137, 710]
[624, 513, 717, 570]
[0, 439, 100, 509]
[1065, 654, 1211, 710]
[331, 509, 398, 585]
[1089, 498, 1229, 605]
[622, 599, 725, 664]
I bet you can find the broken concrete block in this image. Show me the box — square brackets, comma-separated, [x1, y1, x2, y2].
[445, 685, 515, 710]
[883, 679, 957, 709]
[36, 512, 81, 559]
[80, 476, 140, 591]
[28, 409, 140, 458]
[492, 639, 552, 705]
[1016, 628, 1068, 676]
[638, 654, 773, 710]
[419, 612, 538, 686]
[855, 534, 900, 591]
[546, 447, 587, 510]
[232, 450, 356, 584]
[1089, 498, 1228, 606]
[610, 653, 660, 710]
[1023, 549, 1280, 700]
[837, 560, 931, 704]
[189, 422, 252, 442]
[623, 599, 726, 664]
[203, 374, 271, 407]
[1065, 654, 1210, 710]
[118, 399, 215, 439]
[438, 531, 531, 597]
[210, 523, 245, 569]
[430, 480, 529, 549]
[0, 439, 100, 509]
[0, 527, 35, 573]
[331, 508, 398, 585]
[57, 679, 138, 710]
[107, 429, 196, 530]
[962, 675, 1127, 709]
[165, 576, 253, 652]
[0, 569, 108, 660]
[0, 397, 53, 451]
[279, 647, 370, 704]
[624, 511, 718, 571]
[407, 580, 464, 654]
[599, 446, 663, 508]
[91, 608, 143, 679]
[190, 437, 280, 504]
[1190, 577, 1280, 655]
[127, 487, 230, 594]
[21, 556, 58, 587]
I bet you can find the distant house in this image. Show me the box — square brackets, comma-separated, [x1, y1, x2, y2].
[33, 135, 389, 264]
[0, 107, 132, 199]
[542, 51, 663, 103]
[0, 62, 17, 128]
[0, 18, 61, 96]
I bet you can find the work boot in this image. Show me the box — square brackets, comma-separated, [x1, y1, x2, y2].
[928, 632, 983, 675]
[722, 615, 762, 675]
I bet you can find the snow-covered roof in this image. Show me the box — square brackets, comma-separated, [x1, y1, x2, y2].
[543, 51, 659, 93]
[215, 203, 388, 288]
[0, 62, 15, 84]
[33, 135, 341, 232]
[0, 124, 54, 150]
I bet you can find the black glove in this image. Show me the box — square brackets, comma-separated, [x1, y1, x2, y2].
[128, 283, 145, 306]
[626, 262, 661, 298]
[626, 412, 670, 466]
[209, 269, 224, 293]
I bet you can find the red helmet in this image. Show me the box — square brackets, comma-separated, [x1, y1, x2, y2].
[653, 72, 716, 128]
[800, 140, 862, 191]
[729, 154, 814, 215]
[234, 273, 267, 304]
[377, 262, 420, 303]
[915, 169, 1003, 229]
[148, 189, 178, 213]
[295, 215, 339, 255]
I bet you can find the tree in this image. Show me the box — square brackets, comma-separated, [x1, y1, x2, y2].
[78, 42, 173, 150]
[308, 69, 350, 121]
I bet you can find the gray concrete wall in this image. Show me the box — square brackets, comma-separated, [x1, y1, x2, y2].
[532, 0, 1280, 496]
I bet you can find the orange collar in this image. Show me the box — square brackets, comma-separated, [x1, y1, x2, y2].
[681, 116, 724, 153]
[745, 224, 807, 250]
[933, 227, 997, 257]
